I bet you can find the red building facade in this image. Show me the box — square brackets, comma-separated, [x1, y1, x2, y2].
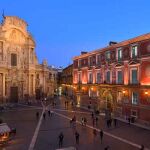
[73, 33, 150, 125]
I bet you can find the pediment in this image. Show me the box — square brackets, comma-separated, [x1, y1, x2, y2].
[128, 60, 140, 65]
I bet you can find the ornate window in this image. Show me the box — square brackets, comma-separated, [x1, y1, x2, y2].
[117, 48, 122, 61]
[132, 92, 139, 105]
[105, 51, 110, 61]
[0, 41, 3, 61]
[131, 45, 138, 58]
[11, 53, 17, 66]
[117, 71, 123, 84]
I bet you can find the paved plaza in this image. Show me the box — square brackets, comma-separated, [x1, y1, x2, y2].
[0, 97, 150, 150]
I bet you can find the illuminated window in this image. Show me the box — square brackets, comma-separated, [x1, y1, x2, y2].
[131, 69, 138, 84]
[78, 73, 81, 83]
[11, 53, 17, 66]
[131, 45, 138, 58]
[132, 92, 139, 105]
[0, 41, 3, 61]
[117, 48, 122, 61]
[89, 72, 93, 83]
[117, 71, 123, 84]
[97, 54, 101, 65]
[97, 72, 101, 83]
[105, 51, 110, 60]
[106, 71, 110, 83]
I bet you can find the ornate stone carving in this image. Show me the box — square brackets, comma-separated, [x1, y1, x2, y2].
[9, 29, 26, 44]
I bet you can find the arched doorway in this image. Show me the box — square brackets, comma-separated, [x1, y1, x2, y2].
[101, 90, 113, 111]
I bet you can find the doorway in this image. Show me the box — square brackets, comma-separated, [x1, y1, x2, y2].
[10, 87, 18, 103]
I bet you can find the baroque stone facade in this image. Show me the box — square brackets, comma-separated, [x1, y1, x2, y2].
[0, 16, 57, 103]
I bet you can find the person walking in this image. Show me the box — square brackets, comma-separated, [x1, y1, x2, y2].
[84, 117, 87, 126]
[128, 117, 131, 125]
[96, 117, 98, 126]
[93, 128, 97, 138]
[91, 112, 94, 118]
[99, 129, 103, 144]
[92, 118, 95, 127]
[48, 110, 51, 117]
[104, 146, 110, 150]
[75, 131, 80, 144]
[36, 112, 39, 119]
[140, 145, 145, 150]
[81, 117, 84, 126]
[58, 132, 64, 148]
[114, 118, 117, 127]
[43, 112, 46, 120]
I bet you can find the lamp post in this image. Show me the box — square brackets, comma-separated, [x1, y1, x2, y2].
[145, 91, 148, 102]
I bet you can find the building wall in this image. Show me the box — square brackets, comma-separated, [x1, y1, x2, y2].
[73, 33, 150, 124]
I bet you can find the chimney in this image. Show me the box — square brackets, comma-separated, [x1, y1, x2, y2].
[109, 41, 117, 46]
[81, 51, 88, 55]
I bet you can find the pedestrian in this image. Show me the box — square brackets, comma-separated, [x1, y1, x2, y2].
[73, 115, 76, 122]
[91, 112, 94, 118]
[48, 110, 51, 117]
[43, 112, 46, 120]
[128, 117, 131, 125]
[84, 117, 87, 126]
[36, 112, 39, 119]
[140, 145, 145, 150]
[81, 117, 84, 126]
[110, 118, 112, 127]
[99, 129, 103, 144]
[58, 132, 64, 148]
[104, 146, 110, 150]
[96, 117, 98, 126]
[106, 120, 109, 128]
[75, 131, 80, 144]
[93, 128, 97, 137]
[114, 118, 117, 127]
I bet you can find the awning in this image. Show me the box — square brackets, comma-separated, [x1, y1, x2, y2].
[0, 123, 11, 134]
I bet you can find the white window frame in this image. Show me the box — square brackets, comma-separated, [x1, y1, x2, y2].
[116, 69, 123, 84]
[132, 91, 139, 105]
[116, 47, 122, 60]
[88, 71, 93, 83]
[131, 44, 138, 58]
[105, 51, 110, 60]
[130, 67, 139, 84]
[96, 71, 101, 83]
[96, 54, 101, 65]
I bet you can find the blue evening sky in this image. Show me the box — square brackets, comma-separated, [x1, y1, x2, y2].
[0, 0, 150, 68]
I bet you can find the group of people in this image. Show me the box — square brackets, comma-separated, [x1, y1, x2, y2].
[58, 130, 80, 148]
[106, 118, 117, 128]
[91, 112, 99, 127]
[64, 101, 69, 109]
[81, 117, 87, 126]
[36, 109, 53, 120]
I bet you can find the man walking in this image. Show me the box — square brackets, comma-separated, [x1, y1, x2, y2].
[43, 112, 46, 120]
[99, 129, 103, 144]
[58, 132, 64, 148]
[114, 118, 117, 127]
[75, 131, 80, 144]
[36, 112, 39, 119]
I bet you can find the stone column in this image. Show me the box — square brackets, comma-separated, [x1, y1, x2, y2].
[2, 73, 5, 102]
[33, 74, 35, 95]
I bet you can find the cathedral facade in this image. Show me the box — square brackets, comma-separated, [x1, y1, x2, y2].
[0, 16, 57, 103]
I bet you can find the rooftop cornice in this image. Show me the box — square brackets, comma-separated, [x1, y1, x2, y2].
[73, 33, 150, 60]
